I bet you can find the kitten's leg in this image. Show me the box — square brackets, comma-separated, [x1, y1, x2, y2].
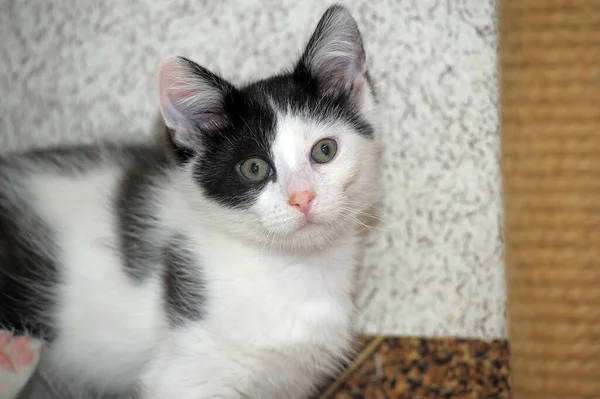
[0, 332, 40, 398]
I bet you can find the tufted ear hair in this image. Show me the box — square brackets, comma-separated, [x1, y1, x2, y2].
[296, 5, 369, 108]
[157, 55, 237, 155]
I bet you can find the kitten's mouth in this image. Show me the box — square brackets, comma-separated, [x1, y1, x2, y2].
[295, 217, 324, 232]
[296, 220, 312, 231]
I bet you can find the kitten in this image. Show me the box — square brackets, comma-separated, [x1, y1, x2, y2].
[0, 5, 380, 398]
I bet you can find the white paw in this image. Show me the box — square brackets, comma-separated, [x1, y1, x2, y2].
[0, 332, 41, 399]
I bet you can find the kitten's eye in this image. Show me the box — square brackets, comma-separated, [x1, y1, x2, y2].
[310, 138, 338, 164]
[238, 157, 272, 182]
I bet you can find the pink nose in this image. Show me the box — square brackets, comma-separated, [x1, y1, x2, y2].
[288, 190, 316, 215]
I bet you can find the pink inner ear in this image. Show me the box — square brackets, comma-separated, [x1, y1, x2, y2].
[170, 87, 197, 101]
[347, 71, 366, 108]
[158, 56, 198, 129]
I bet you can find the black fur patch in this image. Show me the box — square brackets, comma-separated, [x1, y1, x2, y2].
[190, 86, 278, 209]
[0, 180, 59, 340]
[189, 69, 373, 210]
[163, 235, 206, 327]
[116, 149, 169, 282]
[251, 71, 375, 138]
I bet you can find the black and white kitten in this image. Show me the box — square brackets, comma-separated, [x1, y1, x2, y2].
[0, 5, 380, 398]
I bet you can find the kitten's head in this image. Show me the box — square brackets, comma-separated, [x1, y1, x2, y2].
[158, 5, 380, 252]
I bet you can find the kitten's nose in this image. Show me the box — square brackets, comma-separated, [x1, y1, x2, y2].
[288, 190, 316, 216]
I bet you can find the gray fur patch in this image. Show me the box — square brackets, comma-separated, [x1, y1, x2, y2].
[163, 235, 206, 327]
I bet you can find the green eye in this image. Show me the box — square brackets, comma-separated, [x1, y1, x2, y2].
[238, 157, 272, 182]
[310, 138, 338, 164]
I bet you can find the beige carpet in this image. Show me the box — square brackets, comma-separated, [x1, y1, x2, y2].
[501, 0, 600, 397]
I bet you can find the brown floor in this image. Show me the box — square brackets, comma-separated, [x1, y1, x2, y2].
[316, 336, 510, 399]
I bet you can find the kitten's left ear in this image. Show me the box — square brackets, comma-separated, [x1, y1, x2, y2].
[296, 5, 369, 107]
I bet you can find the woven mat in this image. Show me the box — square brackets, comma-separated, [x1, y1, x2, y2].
[315, 336, 509, 398]
[500, 1, 600, 398]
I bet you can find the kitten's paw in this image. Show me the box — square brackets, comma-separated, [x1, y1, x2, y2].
[0, 333, 34, 372]
[0, 332, 40, 398]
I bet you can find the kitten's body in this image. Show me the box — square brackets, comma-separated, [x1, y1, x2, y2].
[0, 6, 380, 398]
[1, 144, 357, 398]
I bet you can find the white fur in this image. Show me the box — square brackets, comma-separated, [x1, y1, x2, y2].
[139, 226, 358, 398]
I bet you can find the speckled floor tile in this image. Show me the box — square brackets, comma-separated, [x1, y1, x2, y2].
[317, 336, 510, 399]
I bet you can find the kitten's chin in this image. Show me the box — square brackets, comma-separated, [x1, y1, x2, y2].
[258, 222, 352, 254]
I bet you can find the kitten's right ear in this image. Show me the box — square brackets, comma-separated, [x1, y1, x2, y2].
[296, 6, 368, 108]
[158, 55, 235, 152]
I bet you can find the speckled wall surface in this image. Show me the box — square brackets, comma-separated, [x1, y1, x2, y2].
[0, 0, 504, 339]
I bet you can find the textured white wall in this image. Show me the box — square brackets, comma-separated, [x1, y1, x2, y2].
[0, 0, 504, 339]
